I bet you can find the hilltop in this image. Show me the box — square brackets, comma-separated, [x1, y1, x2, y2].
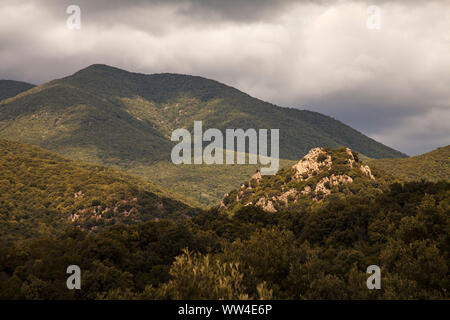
[0, 139, 199, 244]
[221, 147, 387, 213]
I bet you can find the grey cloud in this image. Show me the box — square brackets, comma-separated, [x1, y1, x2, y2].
[0, 0, 449, 155]
[10, 0, 298, 23]
[18, 0, 428, 24]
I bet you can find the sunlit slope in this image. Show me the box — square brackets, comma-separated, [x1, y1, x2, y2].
[0, 139, 199, 244]
[368, 146, 450, 182]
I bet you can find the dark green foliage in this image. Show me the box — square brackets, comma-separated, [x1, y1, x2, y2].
[0, 220, 220, 299]
[1, 180, 448, 299]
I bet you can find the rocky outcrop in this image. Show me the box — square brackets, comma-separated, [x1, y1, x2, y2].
[255, 197, 277, 213]
[251, 171, 262, 183]
[74, 190, 83, 199]
[301, 186, 311, 195]
[70, 213, 80, 222]
[276, 188, 298, 205]
[346, 147, 356, 167]
[220, 147, 377, 213]
[292, 147, 331, 180]
[360, 165, 375, 180]
[314, 174, 353, 198]
[220, 193, 229, 208]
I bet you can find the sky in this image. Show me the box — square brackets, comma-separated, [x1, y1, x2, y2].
[1, 0, 449, 155]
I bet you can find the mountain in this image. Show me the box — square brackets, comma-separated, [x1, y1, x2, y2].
[367, 145, 450, 182]
[0, 80, 35, 101]
[220, 146, 388, 213]
[0, 139, 198, 244]
[0, 64, 406, 205]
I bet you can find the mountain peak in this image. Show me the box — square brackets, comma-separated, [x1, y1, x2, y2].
[220, 147, 378, 212]
[71, 63, 133, 78]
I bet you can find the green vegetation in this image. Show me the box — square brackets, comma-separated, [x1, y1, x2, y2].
[135, 157, 296, 206]
[2, 66, 446, 299]
[0, 180, 448, 299]
[0, 80, 35, 102]
[0, 139, 199, 244]
[0, 144, 447, 299]
[0, 64, 406, 205]
[368, 146, 450, 182]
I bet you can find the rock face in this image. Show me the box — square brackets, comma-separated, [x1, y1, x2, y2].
[292, 147, 332, 180]
[220, 147, 377, 213]
[255, 197, 278, 213]
[251, 171, 262, 183]
[276, 188, 298, 205]
[360, 164, 375, 180]
[314, 174, 353, 197]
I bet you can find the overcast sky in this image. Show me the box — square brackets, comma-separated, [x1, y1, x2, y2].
[1, 0, 449, 155]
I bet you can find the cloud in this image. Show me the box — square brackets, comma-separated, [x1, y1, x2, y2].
[371, 108, 450, 155]
[0, 0, 449, 155]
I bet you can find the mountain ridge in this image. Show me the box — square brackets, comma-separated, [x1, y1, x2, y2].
[0, 64, 407, 159]
[0, 64, 407, 205]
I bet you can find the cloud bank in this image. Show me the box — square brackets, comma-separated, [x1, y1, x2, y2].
[1, 0, 449, 155]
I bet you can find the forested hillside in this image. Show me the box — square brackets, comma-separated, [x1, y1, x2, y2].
[0, 139, 199, 244]
[0, 180, 448, 299]
[0, 146, 448, 299]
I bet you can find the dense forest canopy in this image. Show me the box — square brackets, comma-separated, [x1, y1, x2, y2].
[0, 180, 448, 299]
[0, 139, 199, 245]
[0, 141, 448, 299]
